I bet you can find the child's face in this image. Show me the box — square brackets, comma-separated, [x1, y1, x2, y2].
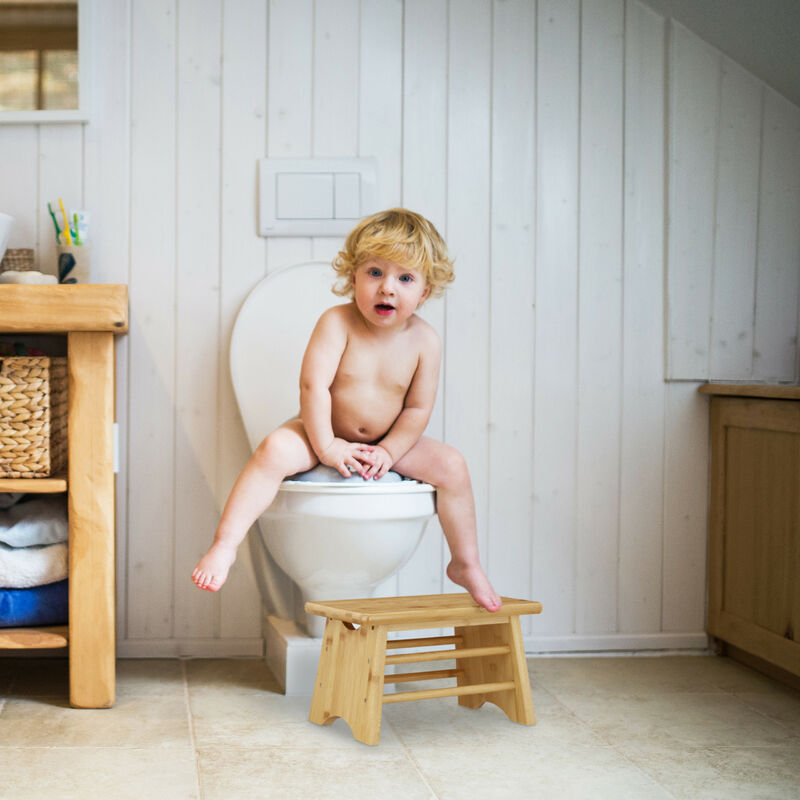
[353, 257, 430, 327]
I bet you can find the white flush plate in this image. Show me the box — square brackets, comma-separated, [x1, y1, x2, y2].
[259, 157, 378, 236]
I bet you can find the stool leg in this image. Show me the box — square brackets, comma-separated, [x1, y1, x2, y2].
[454, 617, 535, 725]
[309, 619, 387, 745]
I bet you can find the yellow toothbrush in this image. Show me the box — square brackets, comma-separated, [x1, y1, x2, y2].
[58, 198, 72, 245]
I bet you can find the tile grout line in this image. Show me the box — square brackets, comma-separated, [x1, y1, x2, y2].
[181, 659, 203, 800]
[387, 718, 441, 800]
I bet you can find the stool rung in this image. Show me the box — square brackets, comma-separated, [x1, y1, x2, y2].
[383, 680, 517, 704]
[386, 635, 463, 650]
[385, 644, 511, 665]
[383, 668, 461, 685]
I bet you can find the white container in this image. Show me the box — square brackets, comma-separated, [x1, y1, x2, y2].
[0, 213, 14, 263]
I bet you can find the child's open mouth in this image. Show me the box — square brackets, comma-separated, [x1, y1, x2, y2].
[375, 303, 395, 316]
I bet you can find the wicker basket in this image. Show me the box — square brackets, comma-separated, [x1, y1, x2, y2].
[0, 248, 35, 272]
[0, 357, 68, 478]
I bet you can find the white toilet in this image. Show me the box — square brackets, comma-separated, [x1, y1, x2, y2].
[229, 261, 436, 645]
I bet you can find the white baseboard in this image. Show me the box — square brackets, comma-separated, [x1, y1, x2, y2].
[114, 631, 709, 659]
[525, 632, 710, 653]
[117, 638, 265, 658]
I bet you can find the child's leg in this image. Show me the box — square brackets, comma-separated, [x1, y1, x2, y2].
[192, 419, 318, 592]
[393, 437, 502, 612]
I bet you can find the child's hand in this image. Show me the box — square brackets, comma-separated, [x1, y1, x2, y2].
[363, 445, 394, 480]
[319, 438, 374, 478]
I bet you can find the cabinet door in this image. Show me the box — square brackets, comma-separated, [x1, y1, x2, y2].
[708, 398, 800, 677]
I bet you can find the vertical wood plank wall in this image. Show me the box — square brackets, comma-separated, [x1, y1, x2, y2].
[1, 0, 798, 656]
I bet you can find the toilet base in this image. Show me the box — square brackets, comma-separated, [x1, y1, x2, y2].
[262, 612, 402, 696]
[263, 613, 322, 696]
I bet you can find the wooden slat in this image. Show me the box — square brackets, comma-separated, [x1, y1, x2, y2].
[383, 668, 461, 685]
[382, 680, 517, 705]
[0, 626, 68, 649]
[385, 645, 511, 666]
[386, 635, 463, 650]
[0, 475, 67, 493]
[0, 285, 128, 333]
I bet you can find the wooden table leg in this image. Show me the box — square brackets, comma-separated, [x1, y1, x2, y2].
[68, 332, 116, 708]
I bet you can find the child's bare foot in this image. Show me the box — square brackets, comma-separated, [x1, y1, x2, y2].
[192, 542, 237, 592]
[446, 561, 502, 612]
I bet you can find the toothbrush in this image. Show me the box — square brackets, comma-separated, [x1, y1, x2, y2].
[47, 202, 61, 239]
[72, 212, 82, 245]
[58, 198, 72, 245]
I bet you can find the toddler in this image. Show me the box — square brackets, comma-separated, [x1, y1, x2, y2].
[192, 208, 501, 612]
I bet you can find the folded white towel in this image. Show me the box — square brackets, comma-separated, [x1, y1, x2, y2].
[0, 541, 68, 588]
[0, 496, 68, 547]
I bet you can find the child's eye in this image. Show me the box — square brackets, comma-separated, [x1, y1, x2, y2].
[399, 274, 413, 283]
[368, 268, 382, 277]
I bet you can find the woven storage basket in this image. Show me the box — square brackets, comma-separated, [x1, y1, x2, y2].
[0, 357, 68, 478]
[0, 248, 35, 272]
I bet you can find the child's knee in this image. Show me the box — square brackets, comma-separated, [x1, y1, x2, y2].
[438, 444, 470, 490]
[253, 431, 290, 472]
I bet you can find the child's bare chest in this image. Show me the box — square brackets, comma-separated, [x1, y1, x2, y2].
[333, 335, 420, 395]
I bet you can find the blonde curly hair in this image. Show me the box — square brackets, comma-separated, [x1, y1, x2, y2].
[332, 208, 454, 300]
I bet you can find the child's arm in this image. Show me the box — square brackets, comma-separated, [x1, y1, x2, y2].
[300, 307, 372, 477]
[366, 327, 441, 479]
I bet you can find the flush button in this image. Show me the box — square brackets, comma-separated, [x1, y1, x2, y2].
[276, 173, 334, 219]
[259, 157, 378, 236]
[334, 173, 360, 219]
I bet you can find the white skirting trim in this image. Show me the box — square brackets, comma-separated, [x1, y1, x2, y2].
[115, 632, 709, 659]
[117, 638, 265, 658]
[525, 632, 710, 653]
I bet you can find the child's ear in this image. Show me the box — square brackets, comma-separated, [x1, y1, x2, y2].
[419, 285, 431, 304]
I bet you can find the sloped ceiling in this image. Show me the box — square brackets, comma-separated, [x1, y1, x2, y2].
[639, 0, 800, 107]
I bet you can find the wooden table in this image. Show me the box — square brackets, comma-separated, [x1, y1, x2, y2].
[0, 284, 128, 707]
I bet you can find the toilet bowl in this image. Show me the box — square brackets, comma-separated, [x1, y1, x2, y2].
[230, 262, 436, 639]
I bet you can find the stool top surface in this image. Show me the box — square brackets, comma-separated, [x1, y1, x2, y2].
[304, 593, 542, 625]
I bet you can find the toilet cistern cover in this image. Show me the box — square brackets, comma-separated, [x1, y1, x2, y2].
[230, 261, 345, 451]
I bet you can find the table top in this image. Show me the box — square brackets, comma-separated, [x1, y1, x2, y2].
[305, 593, 543, 625]
[699, 383, 800, 400]
[0, 284, 128, 333]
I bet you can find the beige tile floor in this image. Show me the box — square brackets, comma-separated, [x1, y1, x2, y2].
[1, 654, 799, 799]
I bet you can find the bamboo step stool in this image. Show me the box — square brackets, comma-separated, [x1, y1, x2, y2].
[305, 593, 542, 745]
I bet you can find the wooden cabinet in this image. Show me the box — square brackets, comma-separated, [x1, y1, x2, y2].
[701, 384, 800, 681]
[0, 285, 128, 707]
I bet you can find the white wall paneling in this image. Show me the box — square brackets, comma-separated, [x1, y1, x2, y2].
[488, 0, 536, 635]
[575, 0, 624, 636]
[532, 0, 580, 638]
[754, 90, 800, 382]
[667, 22, 800, 382]
[216, 0, 268, 645]
[126, 0, 178, 641]
[3, 0, 799, 658]
[618, 0, 666, 635]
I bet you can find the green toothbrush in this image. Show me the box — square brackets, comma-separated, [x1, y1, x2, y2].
[72, 212, 82, 245]
[47, 202, 61, 240]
